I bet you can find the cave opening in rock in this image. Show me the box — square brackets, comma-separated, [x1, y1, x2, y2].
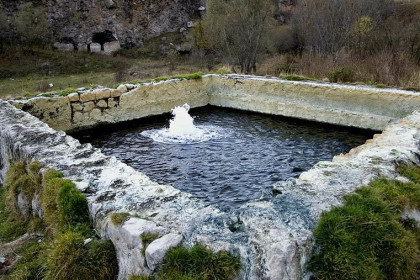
[92, 30, 117, 51]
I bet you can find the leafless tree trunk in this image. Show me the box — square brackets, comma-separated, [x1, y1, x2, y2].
[203, 0, 277, 74]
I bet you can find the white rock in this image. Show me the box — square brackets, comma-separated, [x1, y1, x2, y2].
[145, 233, 183, 271]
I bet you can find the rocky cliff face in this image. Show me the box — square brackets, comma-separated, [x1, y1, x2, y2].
[1, 0, 203, 50]
[0, 0, 294, 52]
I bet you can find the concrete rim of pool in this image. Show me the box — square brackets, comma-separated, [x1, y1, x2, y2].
[2, 74, 420, 279]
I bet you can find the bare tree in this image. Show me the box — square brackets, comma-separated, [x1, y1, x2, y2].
[0, 4, 7, 51]
[15, 2, 51, 46]
[292, 0, 394, 54]
[203, 0, 277, 74]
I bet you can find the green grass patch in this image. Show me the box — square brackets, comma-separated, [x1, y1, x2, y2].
[140, 233, 159, 255]
[127, 72, 203, 85]
[279, 74, 315, 81]
[110, 212, 131, 226]
[156, 245, 241, 280]
[310, 165, 420, 280]
[0, 188, 27, 241]
[5, 240, 49, 280]
[46, 231, 118, 280]
[1, 161, 119, 279]
[57, 180, 90, 228]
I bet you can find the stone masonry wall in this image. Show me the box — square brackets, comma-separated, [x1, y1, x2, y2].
[10, 74, 420, 133]
[2, 98, 420, 279]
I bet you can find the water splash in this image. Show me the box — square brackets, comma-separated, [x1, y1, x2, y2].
[141, 104, 228, 144]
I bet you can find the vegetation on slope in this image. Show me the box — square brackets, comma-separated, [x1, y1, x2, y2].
[310, 165, 420, 280]
[1, 0, 420, 98]
[0, 161, 118, 280]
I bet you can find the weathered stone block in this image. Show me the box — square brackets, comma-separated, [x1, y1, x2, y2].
[97, 100, 108, 108]
[145, 234, 183, 271]
[95, 89, 111, 100]
[83, 101, 95, 112]
[103, 41, 121, 55]
[80, 92, 96, 102]
[110, 90, 119, 98]
[108, 98, 117, 108]
[67, 92, 79, 102]
[78, 43, 88, 52]
[90, 43, 102, 53]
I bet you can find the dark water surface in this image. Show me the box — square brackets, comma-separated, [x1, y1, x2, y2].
[74, 106, 373, 211]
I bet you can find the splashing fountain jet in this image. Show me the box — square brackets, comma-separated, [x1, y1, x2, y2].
[141, 103, 227, 144]
[169, 104, 199, 136]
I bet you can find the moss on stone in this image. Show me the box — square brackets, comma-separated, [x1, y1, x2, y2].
[110, 212, 131, 226]
[57, 180, 90, 229]
[140, 233, 159, 255]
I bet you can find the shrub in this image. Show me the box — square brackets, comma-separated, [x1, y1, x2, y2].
[310, 174, 420, 280]
[328, 67, 355, 83]
[157, 245, 241, 280]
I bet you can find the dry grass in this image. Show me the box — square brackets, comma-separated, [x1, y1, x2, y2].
[257, 50, 420, 90]
[0, 48, 206, 100]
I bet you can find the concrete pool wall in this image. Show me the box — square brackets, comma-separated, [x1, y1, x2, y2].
[2, 75, 420, 279]
[10, 74, 420, 132]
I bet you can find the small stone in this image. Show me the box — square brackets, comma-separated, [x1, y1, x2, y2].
[73, 111, 84, 123]
[145, 233, 183, 271]
[108, 98, 116, 108]
[90, 108, 102, 119]
[116, 84, 127, 94]
[68, 92, 80, 102]
[198, 6, 206, 11]
[125, 84, 135, 90]
[84, 238, 93, 245]
[83, 101, 95, 112]
[187, 21, 194, 28]
[97, 99, 108, 108]
[179, 27, 187, 33]
[72, 103, 83, 111]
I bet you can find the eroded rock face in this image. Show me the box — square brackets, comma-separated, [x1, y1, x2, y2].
[0, 0, 201, 50]
[1, 100, 420, 279]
